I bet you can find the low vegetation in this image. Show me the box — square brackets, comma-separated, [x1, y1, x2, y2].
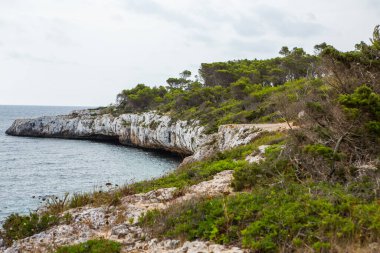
[54, 239, 121, 253]
[110, 47, 319, 133]
[140, 183, 380, 252]
[140, 142, 380, 252]
[0, 213, 59, 247]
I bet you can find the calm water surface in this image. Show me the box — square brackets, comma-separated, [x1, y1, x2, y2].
[0, 105, 180, 221]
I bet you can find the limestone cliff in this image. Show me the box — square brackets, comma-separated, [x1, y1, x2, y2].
[6, 109, 291, 160]
[5, 110, 207, 155]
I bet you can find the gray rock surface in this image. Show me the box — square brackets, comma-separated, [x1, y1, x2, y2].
[6, 110, 291, 161]
[6, 110, 206, 155]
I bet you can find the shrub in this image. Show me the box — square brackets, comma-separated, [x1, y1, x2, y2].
[140, 183, 380, 252]
[55, 239, 121, 253]
[1, 213, 60, 246]
[232, 142, 289, 191]
[303, 144, 342, 161]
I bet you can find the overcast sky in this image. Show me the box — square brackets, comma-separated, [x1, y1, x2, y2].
[0, 0, 379, 106]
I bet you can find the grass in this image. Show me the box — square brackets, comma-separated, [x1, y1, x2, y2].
[54, 239, 121, 253]
[140, 180, 380, 252]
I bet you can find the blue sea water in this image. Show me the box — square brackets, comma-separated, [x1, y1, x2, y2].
[0, 105, 179, 222]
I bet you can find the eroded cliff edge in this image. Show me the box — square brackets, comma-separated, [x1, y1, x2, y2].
[5, 110, 206, 156]
[5, 109, 291, 162]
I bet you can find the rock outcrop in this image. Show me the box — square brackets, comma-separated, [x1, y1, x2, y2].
[1, 171, 245, 253]
[6, 110, 207, 155]
[6, 109, 292, 160]
[184, 122, 291, 163]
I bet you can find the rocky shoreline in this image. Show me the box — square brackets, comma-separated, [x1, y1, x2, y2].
[5, 110, 206, 155]
[2, 110, 291, 252]
[5, 110, 290, 162]
[2, 170, 246, 253]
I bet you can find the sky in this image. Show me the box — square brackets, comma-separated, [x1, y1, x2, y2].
[0, 0, 379, 106]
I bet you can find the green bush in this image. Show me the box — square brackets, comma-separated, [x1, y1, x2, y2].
[1, 213, 60, 246]
[140, 183, 380, 252]
[232, 141, 289, 191]
[303, 144, 342, 161]
[55, 239, 121, 253]
[232, 158, 289, 191]
[111, 49, 319, 133]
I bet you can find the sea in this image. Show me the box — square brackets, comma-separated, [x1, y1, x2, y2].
[0, 105, 180, 222]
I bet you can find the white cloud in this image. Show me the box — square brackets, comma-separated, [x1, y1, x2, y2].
[0, 0, 378, 106]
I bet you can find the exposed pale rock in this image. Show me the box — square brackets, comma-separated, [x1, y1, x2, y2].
[6, 111, 206, 155]
[186, 170, 233, 196]
[184, 123, 292, 164]
[1, 171, 242, 253]
[245, 145, 270, 164]
[127, 239, 245, 253]
[218, 125, 262, 151]
[6, 111, 292, 162]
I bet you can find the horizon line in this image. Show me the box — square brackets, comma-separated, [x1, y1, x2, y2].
[0, 104, 102, 108]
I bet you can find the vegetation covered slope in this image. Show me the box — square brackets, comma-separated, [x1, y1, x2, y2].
[134, 26, 380, 251]
[108, 46, 318, 133]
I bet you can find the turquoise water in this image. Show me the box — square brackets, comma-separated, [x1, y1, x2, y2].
[0, 105, 179, 221]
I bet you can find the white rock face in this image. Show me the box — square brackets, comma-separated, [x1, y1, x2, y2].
[6, 110, 292, 162]
[6, 111, 207, 155]
[184, 123, 291, 164]
[218, 125, 262, 151]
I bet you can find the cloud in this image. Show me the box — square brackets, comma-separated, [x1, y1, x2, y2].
[45, 28, 78, 47]
[122, 0, 200, 29]
[120, 0, 325, 46]
[232, 5, 325, 38]
[42, 18, 80, 47]
[0, 0, 377, 106]
[223, 38, 281, 60]
[366, 0, 380, 9]
[232, 16, 265, 37]
[7, 51, 76, 65]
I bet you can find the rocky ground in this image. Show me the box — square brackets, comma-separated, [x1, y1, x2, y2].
[1, 170, 246, 253]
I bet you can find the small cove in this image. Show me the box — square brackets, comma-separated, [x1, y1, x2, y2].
[0, 105, 180, 222]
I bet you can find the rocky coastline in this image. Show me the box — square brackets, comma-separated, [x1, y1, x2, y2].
[5, 110, 206, 155]
[2, 170, 245, 253]
[5, 109, 290, 162]
[2, 110, 291, 253]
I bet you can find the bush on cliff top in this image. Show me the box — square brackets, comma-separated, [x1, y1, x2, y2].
[113, 46, 319, 133]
